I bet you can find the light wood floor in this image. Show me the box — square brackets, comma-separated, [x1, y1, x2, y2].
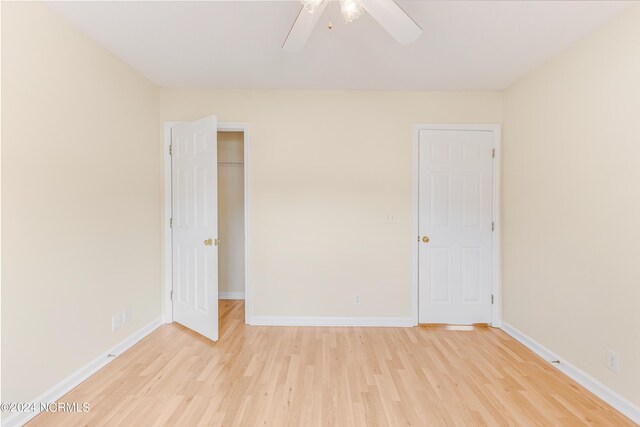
[30, 300, 633, 426]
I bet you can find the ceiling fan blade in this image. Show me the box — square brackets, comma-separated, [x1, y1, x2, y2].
[282, 2, 328, 52]
[360, 0, 422, 45]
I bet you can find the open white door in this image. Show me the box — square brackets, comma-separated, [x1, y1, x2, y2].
[418, 128, 494, 324]
[171, 115, 219, 341]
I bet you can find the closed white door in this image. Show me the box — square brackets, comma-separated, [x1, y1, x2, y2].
[172, 115, 219, 341]
[418, 129, 494, 324]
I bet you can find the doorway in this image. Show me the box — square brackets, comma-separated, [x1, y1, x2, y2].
[413, 124, 501, 327]
[217, 130, 245, 302]
[163, 119, 250, 341]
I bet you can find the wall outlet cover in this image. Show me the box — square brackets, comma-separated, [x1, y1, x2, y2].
[123, 307, 132, 324]
[112, 313, 121, 332]
[384, 214, 397, 224]
[605, 349, 620, 373]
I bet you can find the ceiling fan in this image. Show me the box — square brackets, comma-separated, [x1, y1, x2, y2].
[283, 0, 422, 52]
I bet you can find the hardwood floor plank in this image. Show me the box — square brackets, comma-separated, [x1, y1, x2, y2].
[28, 300, 635, 426]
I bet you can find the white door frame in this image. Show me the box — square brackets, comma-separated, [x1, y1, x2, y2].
[163, 121, 251, 325]
[411, 124, 501, 327]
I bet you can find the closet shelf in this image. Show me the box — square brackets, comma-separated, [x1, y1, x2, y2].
[217, 161, 244, 165]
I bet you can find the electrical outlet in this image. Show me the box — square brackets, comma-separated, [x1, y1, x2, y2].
[384, 214, 397, 224]
[606, 349, 620, 373]
[112, 313, 121, 332]
[354, 294, 361, 305]
[123, 307, 132, 324]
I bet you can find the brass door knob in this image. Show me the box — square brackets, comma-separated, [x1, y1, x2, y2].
[204, 238, 213, 246]
[422, 236, 430, 243]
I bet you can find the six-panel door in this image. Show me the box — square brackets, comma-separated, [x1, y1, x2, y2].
[418, 129, 494, 324]
[171, 116, 219, 341]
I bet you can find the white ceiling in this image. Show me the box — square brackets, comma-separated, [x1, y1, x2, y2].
[47, 1, 632, 90]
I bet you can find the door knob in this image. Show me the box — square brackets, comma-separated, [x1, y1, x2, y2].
[204, 238, 213, 246]
[422, 236, 430, 243]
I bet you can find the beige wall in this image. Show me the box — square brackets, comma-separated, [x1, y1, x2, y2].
[217, 131, 245, 295]
[1, 1, 161, 406]
[160, 90, 503, 318]
[503, 4, 640, 406]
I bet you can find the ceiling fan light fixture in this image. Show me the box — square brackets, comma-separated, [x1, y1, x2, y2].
[340, 0, 365, 23]
[301, 0, 324, 14]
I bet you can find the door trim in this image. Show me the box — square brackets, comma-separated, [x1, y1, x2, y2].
[411, 124, 501, 327]
[163, 121, 251, 325]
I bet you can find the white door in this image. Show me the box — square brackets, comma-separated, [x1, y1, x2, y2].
[418, 129, 494, 324]
[172, 116, 219, 341]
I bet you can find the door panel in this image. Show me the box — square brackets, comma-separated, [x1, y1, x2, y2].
[172, 115, 218, 341]
[418, 129, 493, 324]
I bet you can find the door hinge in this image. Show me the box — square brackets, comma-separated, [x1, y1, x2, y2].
[491, 294, 494, 304]
[170, 290, 173, 301]
[491, 221, 495, 231]
[170, 218, 173, 228]
[492, 148, 496, 158]
[169, 144, 173, 156]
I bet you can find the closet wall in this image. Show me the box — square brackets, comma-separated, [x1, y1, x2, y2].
[217, 132, 245, 298]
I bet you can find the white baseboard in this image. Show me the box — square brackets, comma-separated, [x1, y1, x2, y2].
[501, 322, 640, 425]
[219, 291, 245, 300]
[249, 316, 414, 327]
[2, 317, 163, 427]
